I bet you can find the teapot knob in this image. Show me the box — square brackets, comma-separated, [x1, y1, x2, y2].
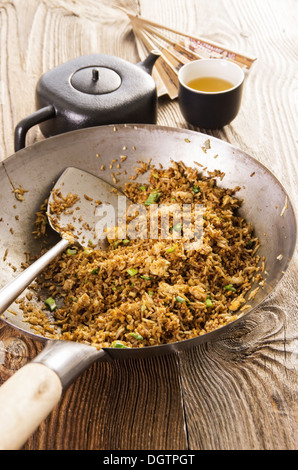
[71, 66, 121, 95]
[92, 69, 99, 81]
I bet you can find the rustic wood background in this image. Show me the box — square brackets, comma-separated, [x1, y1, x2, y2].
[0, 0, 297, 450]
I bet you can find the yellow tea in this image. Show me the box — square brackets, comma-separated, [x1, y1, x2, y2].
[187, 76, 234, 92]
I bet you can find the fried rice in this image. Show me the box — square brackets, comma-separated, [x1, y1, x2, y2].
[19, 161, 264, 349]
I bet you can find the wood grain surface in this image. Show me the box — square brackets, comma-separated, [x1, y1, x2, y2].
[0, 0, 297, 450]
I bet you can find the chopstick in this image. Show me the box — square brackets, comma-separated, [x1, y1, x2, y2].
[127, 11, 257, 68]
[116, 6, 257, 98]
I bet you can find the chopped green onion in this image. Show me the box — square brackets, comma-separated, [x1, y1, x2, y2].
[148, 291, 154, 296]
[83, 248, 93, 255]
[175, 296, 186, 303]
[192, 185, 200, 194]
[45, 297, 57, 311]
[91, 267, 99, 275]
[111, 341, 131, 349]
[173, 223, 182, 232]
[122, 239, 130, 244]
[144, 191, 161, 206]
[224, 284, 236, 292]
[129, 332, 144, 340]
[205, 298, 213, 308]
[127, 268, 138, 276]
[66, 248, 77, 255]
[139, 185, 146, 191]
[140, 275, 152, 280]
[167, 245, 177, 253]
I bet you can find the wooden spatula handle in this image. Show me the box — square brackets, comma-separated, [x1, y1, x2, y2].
[0, 363, 62, 450]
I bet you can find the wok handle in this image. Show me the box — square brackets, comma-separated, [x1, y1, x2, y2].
[0, 340, 105, 450]
[14, 105, 56, 152]
[0, 238, 69, 315]
[0, 363, 62, 450]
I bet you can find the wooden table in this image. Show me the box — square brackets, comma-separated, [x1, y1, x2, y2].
[0, 0, 297, 450]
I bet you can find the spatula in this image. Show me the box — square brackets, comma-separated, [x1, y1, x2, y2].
[0, 167, 124, 315]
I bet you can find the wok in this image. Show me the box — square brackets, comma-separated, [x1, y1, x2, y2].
[0, 124, 296, 449]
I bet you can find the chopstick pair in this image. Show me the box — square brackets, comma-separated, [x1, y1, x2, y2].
[117, 7, 257, 99]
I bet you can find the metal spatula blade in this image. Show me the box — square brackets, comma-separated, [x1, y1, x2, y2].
[47, 167, 123, 249]
[0, 167, 125, 314]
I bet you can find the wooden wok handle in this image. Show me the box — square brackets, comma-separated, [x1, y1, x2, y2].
[0, 363, 62, 450]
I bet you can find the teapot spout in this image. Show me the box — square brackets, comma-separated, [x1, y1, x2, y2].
[137, 50, 161, 75]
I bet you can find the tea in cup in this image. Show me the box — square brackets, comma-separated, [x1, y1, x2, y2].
[178, 59, 245, 129]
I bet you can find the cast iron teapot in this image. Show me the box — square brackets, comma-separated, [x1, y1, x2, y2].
[14, 50, 161, 151]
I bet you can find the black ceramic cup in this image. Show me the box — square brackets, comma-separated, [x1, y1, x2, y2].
[178, 59, 245, 129]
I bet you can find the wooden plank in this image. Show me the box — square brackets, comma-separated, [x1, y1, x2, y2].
[0, 0, 297, 451]
[179, 279, 298, 449]
[24, 354, 187, 450]
[0, 0, 186, 450]
[140, 0, 298, 451]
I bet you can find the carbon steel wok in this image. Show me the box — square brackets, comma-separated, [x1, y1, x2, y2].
[0, 124, 296, 449]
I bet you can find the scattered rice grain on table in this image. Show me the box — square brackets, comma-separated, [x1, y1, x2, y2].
[20, 161, 264, 350]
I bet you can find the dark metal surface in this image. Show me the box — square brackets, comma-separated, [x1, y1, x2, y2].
[14, 52, 161, 151]
[0, 124, 296, 368]
[47, 166, 123, 248]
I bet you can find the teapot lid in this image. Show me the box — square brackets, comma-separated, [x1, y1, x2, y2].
[71, 66, 122, 95]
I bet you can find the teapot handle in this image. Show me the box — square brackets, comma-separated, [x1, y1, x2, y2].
[14, 104, 56, 152]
